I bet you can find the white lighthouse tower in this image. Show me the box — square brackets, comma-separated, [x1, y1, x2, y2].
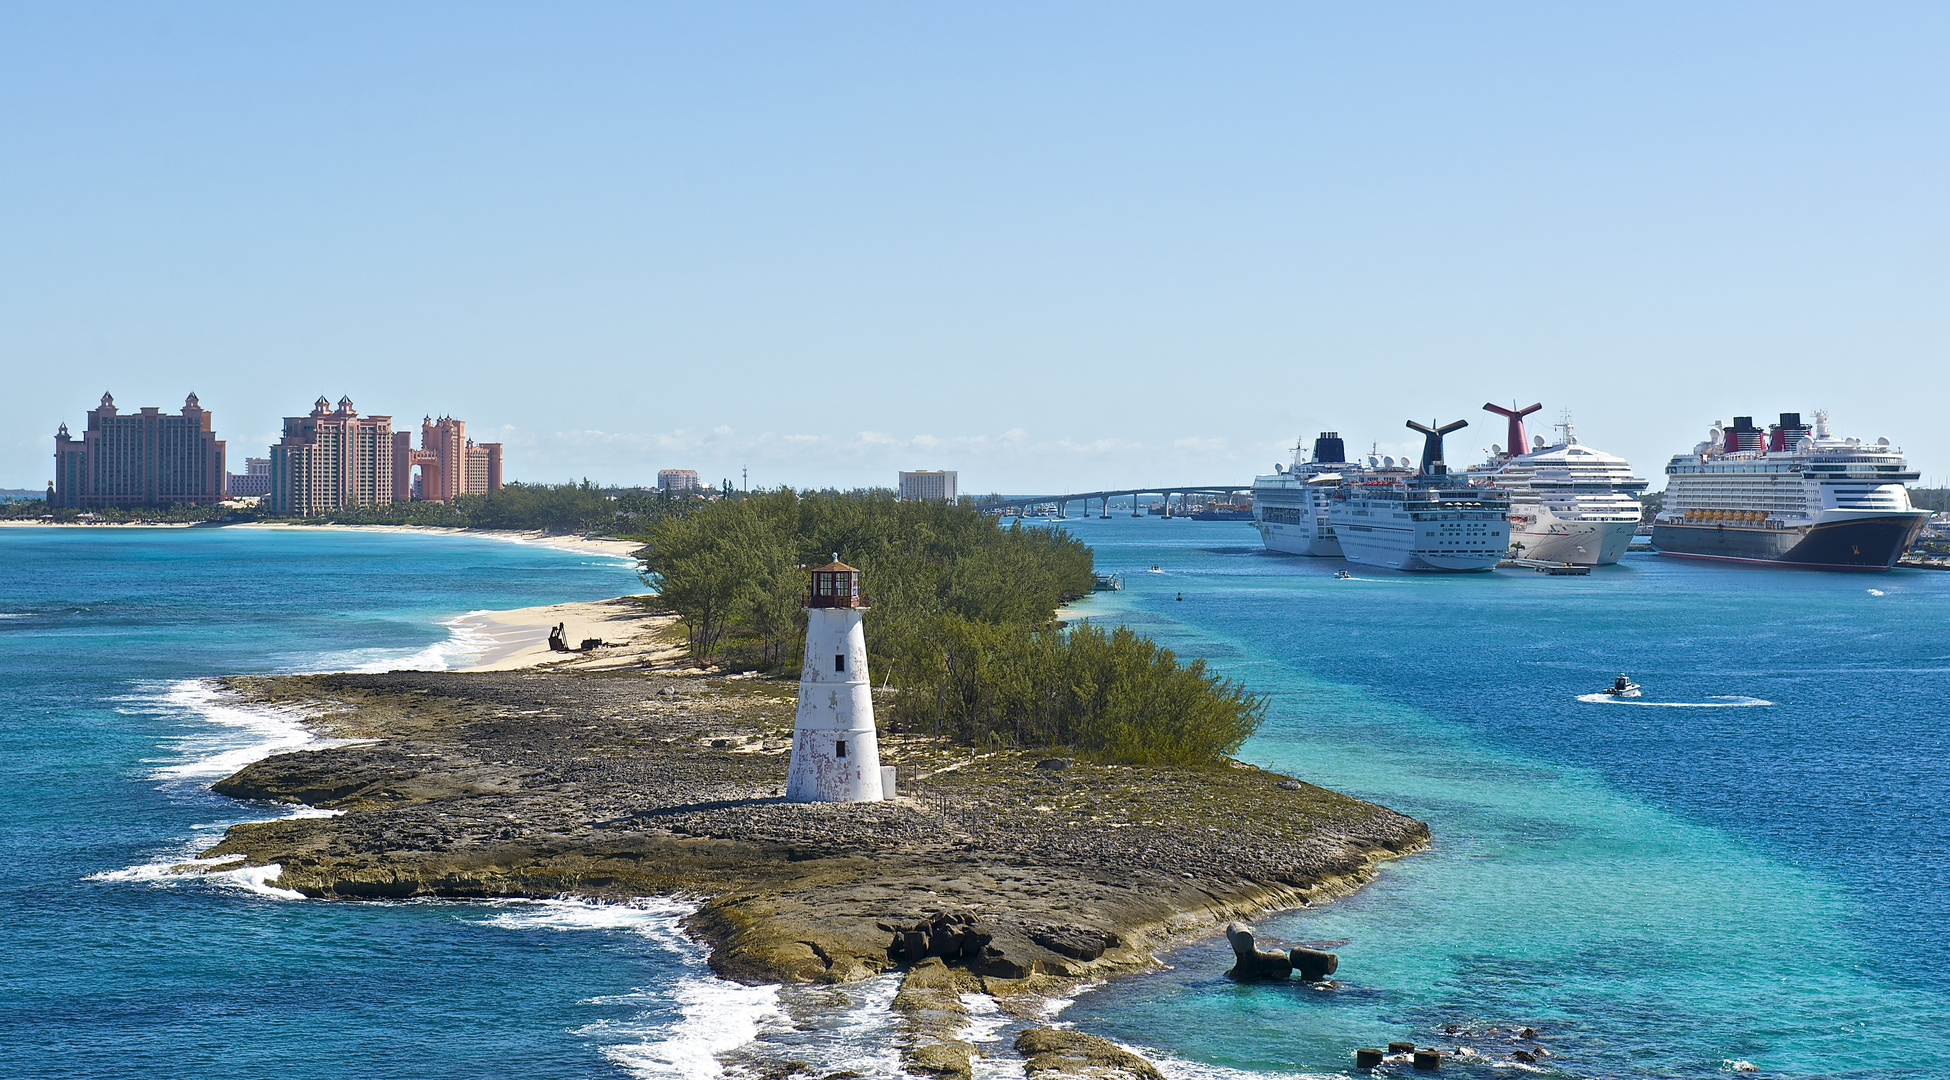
[785, 556, 885, 802]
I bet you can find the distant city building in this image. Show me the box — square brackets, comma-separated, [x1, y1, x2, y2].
[226, 456, 272, 498]
[898, 470, 957, 502]
[658, 469, 702, 492]
[51, 392, 226, 508]
[394, 416, 503, 503]
[269, 396, 395, 516]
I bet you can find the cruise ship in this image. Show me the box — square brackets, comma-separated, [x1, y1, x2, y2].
[1464, 403, 1648, 566]
[1328, 419, 1511, 572]
[1650, 411, 1929, 569]
[1251, 432, 1354, 556]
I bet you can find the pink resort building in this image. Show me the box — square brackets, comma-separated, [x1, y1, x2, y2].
[51, 392, 227, 508]
[394, 416, 503, 504]
[267, 398, 505, 516]
[269, 396, 397, 516]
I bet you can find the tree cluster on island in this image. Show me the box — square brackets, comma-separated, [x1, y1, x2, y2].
[637, 490, 1266, 767]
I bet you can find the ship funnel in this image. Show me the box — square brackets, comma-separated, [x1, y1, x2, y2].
[1483, 402, 1542, 458]
[1311, 432, 1346, 464]
[1406, 418, 1468, 475]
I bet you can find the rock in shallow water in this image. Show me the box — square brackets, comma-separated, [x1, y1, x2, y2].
[1016, 1028, 1163, 1080]
[1224, 922, 1293, 979]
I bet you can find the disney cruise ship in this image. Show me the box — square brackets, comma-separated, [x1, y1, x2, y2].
[1250, 432, 1354, 556]
[1328, 419, 1511, 572]
[1464, 403, 1648, 566]
[1650, 411, 1928, 569]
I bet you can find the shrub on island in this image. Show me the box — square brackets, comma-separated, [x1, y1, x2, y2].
[637, 490, 1265, 766]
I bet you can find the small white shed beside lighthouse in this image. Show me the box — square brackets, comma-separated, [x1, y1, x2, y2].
[785, 557, 885, 802]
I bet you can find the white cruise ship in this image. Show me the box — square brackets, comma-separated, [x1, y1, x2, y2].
[1650, 411, 1928, 569]
[1251, 433, 1354, 556]
[1464, 404, 1648, 566]
[1329, 419, 1511, 572]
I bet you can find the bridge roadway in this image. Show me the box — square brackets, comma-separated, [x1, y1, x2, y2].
[974, 485, 1249, 518]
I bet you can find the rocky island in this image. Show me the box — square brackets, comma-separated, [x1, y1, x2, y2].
[200, 666, 1427, 1077]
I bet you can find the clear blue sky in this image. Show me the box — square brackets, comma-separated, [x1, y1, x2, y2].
[3, 3, 1946, 493]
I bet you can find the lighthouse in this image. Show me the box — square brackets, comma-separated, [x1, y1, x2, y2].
[785, 556, 885, 802]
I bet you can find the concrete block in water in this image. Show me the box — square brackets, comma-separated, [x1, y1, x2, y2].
[1412, 1049, 1441, 1070]
[1288, 946, 1338, 981]
[1354, 1048, 1384, 1068]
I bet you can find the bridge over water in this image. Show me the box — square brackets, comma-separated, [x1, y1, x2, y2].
[973, 485, 1249, 518]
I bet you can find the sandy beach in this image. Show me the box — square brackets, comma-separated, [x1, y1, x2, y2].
[0, 518, 644, 559]
[222, 521, 645, 559]
[448, 594, 687, 672]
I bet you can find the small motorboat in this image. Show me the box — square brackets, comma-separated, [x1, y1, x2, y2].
[1601, 673, 1641, 698]
[1334, 570, 1352, 580]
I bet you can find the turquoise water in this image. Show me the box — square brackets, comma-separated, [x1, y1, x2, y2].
[6, 522, 1946, 1079]
[1055, 516, 1950, 1079]
[0, 527, 747, 1080]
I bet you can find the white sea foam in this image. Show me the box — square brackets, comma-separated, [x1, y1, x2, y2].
[479, 895, 697, 943]
[595, 977, 784, 1080]
[1576, 694, 1774, 708]
[962, 991, 1028, 1080]
[87, 799, 333, 899]
[300, 609, 503, 674]
[142, 678, 370, 782]
[469, 898, 786, 1080]
[88, 679, 365, 897]
[757, 973, 906, 1080]
[1868, 589, 1886, 596]
[1113, 1045, 1339, 1080]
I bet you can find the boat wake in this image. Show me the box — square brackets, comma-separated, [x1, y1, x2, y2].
[1575, 694, 1773, 707]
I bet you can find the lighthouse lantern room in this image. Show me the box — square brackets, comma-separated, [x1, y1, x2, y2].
[785, 556, 884, 802]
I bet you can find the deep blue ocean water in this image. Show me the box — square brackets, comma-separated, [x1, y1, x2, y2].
[1057, 515, 1950, 1080]
[4, 521, 1946, 1079]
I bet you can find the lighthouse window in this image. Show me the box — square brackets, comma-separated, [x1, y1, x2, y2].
[835, 653, 846, 672]
[835, 740, 848, 758]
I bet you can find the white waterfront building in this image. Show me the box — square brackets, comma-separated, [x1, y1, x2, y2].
[785, 558, 887, 802]
[898, 470, 957, 501]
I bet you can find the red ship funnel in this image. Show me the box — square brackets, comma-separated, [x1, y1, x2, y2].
[1484, 402, 1542, 456]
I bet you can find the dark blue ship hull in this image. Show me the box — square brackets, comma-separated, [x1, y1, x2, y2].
[1650, 513, 1928, 570]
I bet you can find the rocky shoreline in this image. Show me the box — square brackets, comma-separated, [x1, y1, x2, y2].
[199, 667, 1429, 1077]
